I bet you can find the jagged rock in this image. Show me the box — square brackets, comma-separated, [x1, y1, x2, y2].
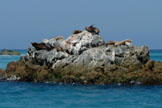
[65, 31, 104, 55]
[0, 49, 20, 55]
[27, 31, 105, 65]
[52, 44, 149, 75]
[41, 36, 65, 49]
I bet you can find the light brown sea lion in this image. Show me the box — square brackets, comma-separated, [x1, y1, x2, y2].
[106, 41, 117, 46]
[85, 25, 100, 34]
[73, 30, 82, 34]
[56, 47, 63, 52]
[31, 42, 54, 51]
[115, 39, 132, 46]
[55, 36, 64, 41]
[106, 39, 132, 46]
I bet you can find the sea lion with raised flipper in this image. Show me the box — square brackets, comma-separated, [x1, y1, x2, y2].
[85, 25, 100, 34]
[73, 30, 82, 34]
[31, 42, 54, 51]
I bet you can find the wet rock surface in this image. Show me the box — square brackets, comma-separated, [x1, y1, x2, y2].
[3, 29, 162, 85]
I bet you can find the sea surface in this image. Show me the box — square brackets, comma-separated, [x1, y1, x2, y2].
[0, 49, 162, 108]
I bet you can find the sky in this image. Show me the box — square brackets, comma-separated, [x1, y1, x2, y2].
[0, 0, 162, 49]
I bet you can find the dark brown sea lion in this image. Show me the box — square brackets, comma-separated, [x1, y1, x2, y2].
[31, 42, 54, 51]
[85, 25, 100, 34]
[73, 30, 82, 34]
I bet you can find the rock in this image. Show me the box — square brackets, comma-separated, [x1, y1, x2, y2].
[3, 27, 162, 85]
[29, 49, 69, 66]
[65, 30, 104, 55]
[0, 68, 5, 73]
[5, 61, 54, 82]
[6, 75, 20, 81]
[51, 44, 149, 80]
[43, 36, 65, 48]
[136, 60, 162, 85]
[0, 68, 5, 81]
[0, 49, 20, 55]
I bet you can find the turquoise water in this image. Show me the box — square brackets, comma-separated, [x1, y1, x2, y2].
[150, 50, 162, 61]
[0, 49, 162, 108]
[0, 49, 27, 69]
[0, 82, 162, 108]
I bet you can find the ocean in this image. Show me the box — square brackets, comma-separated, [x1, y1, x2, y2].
[0, 49, 162, 108]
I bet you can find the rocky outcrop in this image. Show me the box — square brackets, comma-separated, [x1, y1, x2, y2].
[27, 31, 105, 66]
[0, 49, 20, 55]
[3, 28, 162, 85]
[26, 30, 149, 70]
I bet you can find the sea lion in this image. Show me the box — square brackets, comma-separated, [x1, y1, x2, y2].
[115, 39, 132, 46]
[106, 41, 117, 46]
[55, 36, 64, 41]
[85, 25, 100, 34]
[56, 47, 63, 52]
[106, 39, 132, 46]
[73, 30, 82, 34]
[31, 42, 54, 51]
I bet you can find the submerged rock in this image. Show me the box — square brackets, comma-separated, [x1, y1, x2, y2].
[0, 49, 20, 55]
[3, 28, 162, 85]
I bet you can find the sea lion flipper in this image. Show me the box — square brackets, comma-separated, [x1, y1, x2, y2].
[90, 24, 95, 27]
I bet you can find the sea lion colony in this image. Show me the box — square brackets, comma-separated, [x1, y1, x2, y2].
[31, 25, 131, 51]
[73, 25, 100, 35]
